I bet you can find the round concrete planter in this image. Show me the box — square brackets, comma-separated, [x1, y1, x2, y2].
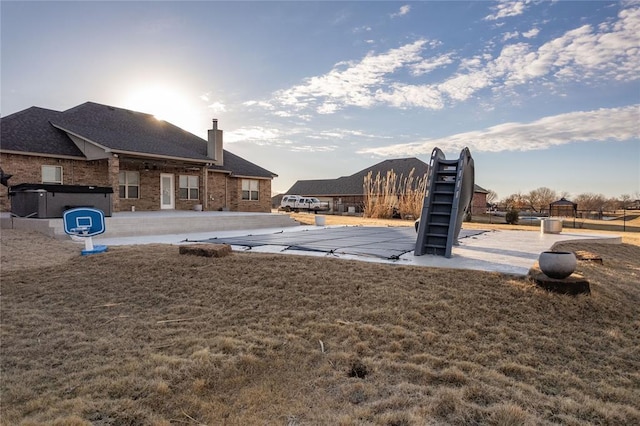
[538, 251, 577, 279]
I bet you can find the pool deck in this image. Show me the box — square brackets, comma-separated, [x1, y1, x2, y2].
[94, 224, 621, 276]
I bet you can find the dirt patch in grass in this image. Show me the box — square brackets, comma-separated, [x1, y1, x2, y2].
[2, 226, 640, 425]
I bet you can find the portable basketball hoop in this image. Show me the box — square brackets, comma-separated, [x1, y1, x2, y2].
[63, 207, 108, 255]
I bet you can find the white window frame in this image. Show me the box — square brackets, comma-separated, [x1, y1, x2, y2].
[179, 175, 199, 200]
[119, 171, 140, 199]
[42, 165, 63, 184]
[242, 179, 259, 201]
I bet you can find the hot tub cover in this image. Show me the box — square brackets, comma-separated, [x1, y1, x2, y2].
[9, 183, 113, 193]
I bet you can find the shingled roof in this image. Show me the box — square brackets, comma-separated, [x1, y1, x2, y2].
[0, 107, 84, 157]
[1, 102, 276, 178]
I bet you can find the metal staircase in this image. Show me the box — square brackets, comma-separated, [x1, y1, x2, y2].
[415, 147, 474, 257]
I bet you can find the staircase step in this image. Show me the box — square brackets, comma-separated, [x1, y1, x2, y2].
[424, 243, 446, 249]
[425, 232, 447, 238]
[434, 181, 455, 186]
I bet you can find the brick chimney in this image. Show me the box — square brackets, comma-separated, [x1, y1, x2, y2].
[207, 119, 223, 166]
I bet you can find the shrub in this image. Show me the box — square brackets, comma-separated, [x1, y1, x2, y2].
[505, 209, 519, 225]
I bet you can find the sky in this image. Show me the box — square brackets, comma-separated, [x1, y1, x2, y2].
[1, 0, 639, 200]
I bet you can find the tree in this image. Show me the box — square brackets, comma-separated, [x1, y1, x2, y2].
[604, 197, 620, 211]
[574, 193, 607, 212]
[558, 191, 572, 200]
[525, 187, 557, 213]
[620, 194, 631, 209]
[502, 192, 527, 210]
[486, 190, 498, 206]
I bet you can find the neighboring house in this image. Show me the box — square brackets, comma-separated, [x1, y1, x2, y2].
[471, 184, 489, 215]
[283, 157, 489, 215]
[0, 102, 276, 213]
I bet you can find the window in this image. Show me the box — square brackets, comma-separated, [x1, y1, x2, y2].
[42, 165, 62, 184]
[242, 179, 259, 201]
[119, 171, 139, 199]
[179, 175, 199, 200]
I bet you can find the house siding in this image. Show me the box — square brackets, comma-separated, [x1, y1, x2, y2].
[2, 153, 273, 214]
[471, 192, 487, 215]
[117, 164, 208, 212]
[0, 153, 110, 212]
[207, 172, 229, 211]
[228, 178, 272, 213]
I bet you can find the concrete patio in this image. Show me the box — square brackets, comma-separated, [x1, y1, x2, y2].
[94, 223, 621, 276]
[1, 210, 299, 239]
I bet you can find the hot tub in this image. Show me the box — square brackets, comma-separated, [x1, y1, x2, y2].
[9, 184, 113, 218]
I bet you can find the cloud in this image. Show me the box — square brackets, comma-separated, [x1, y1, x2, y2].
[484, 1, 529, 21]
[391, 5, 411, 18]
[422, 3, 639, 103]
[502, 31, 519, 41]
[374, 83, 445, 110]
[522, 27, 540, 38]
[259, 3, 639, 116]
[309, 128, 393, 141]
[353, 25, 372, 33]
[273, 39, 428, 113]
[207, 102, 226, 113]
[409, 53, 455, 76]
[223, 126, 283, 144]
[289, 144, 337, 153]
[503, 7, 640, 85]
[359, 105, 640, 156]
[223, 125, 342, 152]
[243, 100, 273, 109]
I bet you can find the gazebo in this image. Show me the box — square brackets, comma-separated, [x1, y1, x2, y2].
[549, 197, 577, 217]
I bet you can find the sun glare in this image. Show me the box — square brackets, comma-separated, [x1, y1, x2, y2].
[121, 85, 205, 136]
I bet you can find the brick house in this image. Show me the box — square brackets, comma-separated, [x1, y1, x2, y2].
[0, 102, 276, 214]
[470, 185, 489, 215]
[283, 157, 489, 215]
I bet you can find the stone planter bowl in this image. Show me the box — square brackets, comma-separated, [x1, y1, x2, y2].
[538, 251, 577, 279]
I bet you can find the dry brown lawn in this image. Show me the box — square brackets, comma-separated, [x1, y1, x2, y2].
[1, 223, 639, 425]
